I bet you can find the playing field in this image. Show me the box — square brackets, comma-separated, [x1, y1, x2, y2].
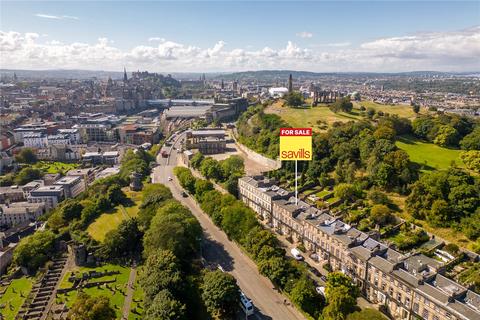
[87, 188, 142, 242]
[396, 135, 464, 171]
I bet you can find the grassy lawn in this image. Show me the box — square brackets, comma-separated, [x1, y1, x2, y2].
[0, 277, 33, 319]
[316, 190, 332, 199]
[56, 264, 131, 319]
[265, 101, 362, 131]
[266, 100, 419, 132]
[87, 188, 142, 242]
[355, 101, 421, 119]
[33, 161, 79, 174]
[396, 135, 464, 171]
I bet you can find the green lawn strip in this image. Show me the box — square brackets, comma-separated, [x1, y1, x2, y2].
[315, 190, 332, 198]
[396, 135, 464, 171]
[0, 277, 33, 319]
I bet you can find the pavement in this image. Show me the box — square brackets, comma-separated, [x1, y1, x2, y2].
[121, 267, 137, 320]
[151, 132, 306, 320]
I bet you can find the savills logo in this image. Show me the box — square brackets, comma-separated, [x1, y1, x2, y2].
[281, 149, 311, 159]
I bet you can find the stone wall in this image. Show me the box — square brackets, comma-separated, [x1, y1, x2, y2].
[232, 132, 281, 171]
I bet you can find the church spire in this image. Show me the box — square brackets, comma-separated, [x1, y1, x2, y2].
[123, 67, 128, 82]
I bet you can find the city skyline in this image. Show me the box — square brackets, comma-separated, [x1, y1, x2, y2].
[1, 1, 479, 72]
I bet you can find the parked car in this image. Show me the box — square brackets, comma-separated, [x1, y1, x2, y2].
[290, 248, 304, 261]
[316, 286, 325, 296]
[309, 266, 321, 277]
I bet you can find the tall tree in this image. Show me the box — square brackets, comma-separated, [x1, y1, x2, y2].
[144, 290, 187, 320]
[67, 293, 116, 320]
[201, 270, 240, 318]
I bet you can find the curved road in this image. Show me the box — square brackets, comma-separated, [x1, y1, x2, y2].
[151, 133, 305, 320]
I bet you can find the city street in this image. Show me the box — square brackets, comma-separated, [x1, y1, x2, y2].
[151, 134, 306, 320]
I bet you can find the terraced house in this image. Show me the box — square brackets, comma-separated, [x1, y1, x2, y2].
[238, 176, 480, 320]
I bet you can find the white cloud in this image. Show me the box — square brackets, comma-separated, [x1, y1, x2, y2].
[0, 27, 479, 72]
[326, 42, 351, 47]
[296, 31, 313, 39]
[148, 37, 165, 42]
[35, 13, 79, 20]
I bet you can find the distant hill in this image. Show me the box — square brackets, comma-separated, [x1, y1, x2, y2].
[1, 68, 477, 82]
[0, 69, 225, 81]
[213, 70, 479, 81]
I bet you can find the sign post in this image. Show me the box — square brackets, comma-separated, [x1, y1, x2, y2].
[279, 128, 313, 205]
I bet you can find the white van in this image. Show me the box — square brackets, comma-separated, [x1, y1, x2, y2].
[240, 291, 255, 316]
[291, 248, 304, 261]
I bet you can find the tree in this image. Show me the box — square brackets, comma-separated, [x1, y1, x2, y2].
[15, 148, 38, 164]
[14, 167, 43, 185]
[101, 218, 143, 259]
[325, 272, 359, 298]
[143, 201, 201, 260]
[427, 199, 451, 226]
[224, 173, 242, 196]
[221, 203, 258, 242]
[13, 230, 56, 273]
[412, 116, 437, 140]
[284, 92, 304, 107]
[460, 127, 480, 150]
[67, 292, 116, 320]
[139, 249, 183, 303]
[106, 183, 127, 206]
[367, 189, 391, 205]
[346, 308, 385, 320]
[190, 152, 205, 169]
[201, 270, 240, 318]
[460, 151, 480, 173]
[330, 97, 353, 113]
[144, 290, 187, 320]
[194, 179, 213, 198]
[61, 199, 84, 221]
[220, 155, 244, 178]
[174, 167, 196, 194]
[370, 204, 393, 226]
[412, 104, 420, 114]
[138, 184, 173, 228]
[373, 125, 396, 141]
[200, 157, 223, 181]
[258, 256, 291, 288]
[290, 277, 323, 318]
[334, 183, 358, 203]
[323, 285, 357, 320]
[434, 125, 460, 147]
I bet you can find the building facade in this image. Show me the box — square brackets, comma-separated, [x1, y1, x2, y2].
[238, 175, 480, 320]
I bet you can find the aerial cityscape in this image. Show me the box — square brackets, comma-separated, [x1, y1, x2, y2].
[0, 1, 479, 320]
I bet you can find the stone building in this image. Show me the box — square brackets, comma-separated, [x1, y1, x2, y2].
[238, 175, 480, 320]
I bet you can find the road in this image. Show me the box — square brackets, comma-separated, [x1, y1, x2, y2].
[151, 133, 305, 320]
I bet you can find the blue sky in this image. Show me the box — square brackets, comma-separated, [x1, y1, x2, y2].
[1, 1, 479, 72]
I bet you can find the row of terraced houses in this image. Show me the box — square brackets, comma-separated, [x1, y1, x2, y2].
[238, 176, 480, 320]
